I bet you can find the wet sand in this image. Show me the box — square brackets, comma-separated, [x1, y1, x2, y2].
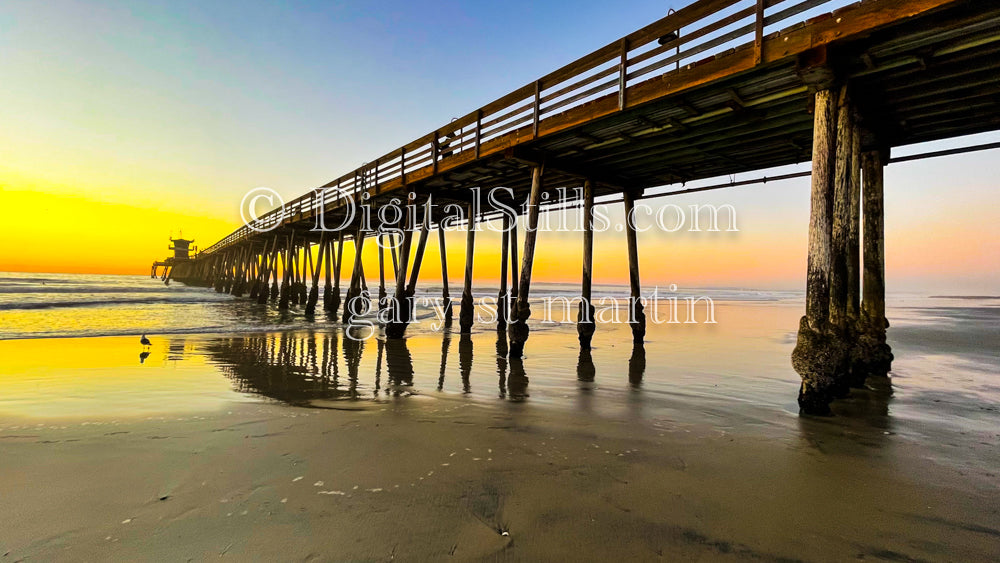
[3, 390, 998, 561]
[1, 301, 998, 561]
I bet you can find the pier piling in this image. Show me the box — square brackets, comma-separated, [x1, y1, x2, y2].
[793, 88, 841, 415]
[857, 148, 894, 381]
[498, 215, 510, 332]
[460, 203, 476, 334]
[623, 189, 646, 344]
[578, 179, 596, 348]
[438, 226, 454, 325]
[508, 166, 543, 358]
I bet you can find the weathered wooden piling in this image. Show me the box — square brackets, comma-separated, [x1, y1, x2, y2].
[459, 203, 476, 334]
[578, 179, 596, 348]
[323, 235, 334, 311]
[509, 215, 519, 322]
[856, 148, 894, 380]
[508, 166, 543, 358]
[497, 215, 511, 332]
[293, 242, 306, 306]
[342, 228, 367, 324]
[225, 249, 238, 295]
[248, 246, 259, 297]
[214, 251, 227, 292]
[289, 244, 300, 306]
[847, 123, 862, 322]
[623, 189, 646, 344]
[828, 86, 857, 394]
[377, 232, 388, 314]
[407, 202, 432, 297]
[393, 201, 431, 329]
[385, 196, 416, 339]
[305, 233, 326, 315]
[327, 232, 344, 315]
[269, 241, 281, 301]
[300, 241, 311, 304]
[438, 226, 454, 325]
[279, 233, 294, 310]
[576, 347, 596, 383]
[258, 235, 279, 304]
[390, 233, 399, 280]
[248, 245, 261, 300]
[224, 250, 235, 293]
[301, 240, 314, 307]
[793, 88, 846, 415]
[232, 246, 248, 297]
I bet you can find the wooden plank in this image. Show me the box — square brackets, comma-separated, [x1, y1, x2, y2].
[540, 64, 618, 106]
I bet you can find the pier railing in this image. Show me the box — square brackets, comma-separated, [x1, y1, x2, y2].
[201, 0, 847, 256]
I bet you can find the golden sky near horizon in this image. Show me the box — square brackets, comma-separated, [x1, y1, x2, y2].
[2, 155, 998, 294]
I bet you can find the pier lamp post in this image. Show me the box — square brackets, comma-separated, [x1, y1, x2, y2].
[658, 8, 681, 72]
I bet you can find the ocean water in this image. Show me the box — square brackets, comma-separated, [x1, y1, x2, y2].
[0, 272, 798, 340]
[0, 272, 997, 436]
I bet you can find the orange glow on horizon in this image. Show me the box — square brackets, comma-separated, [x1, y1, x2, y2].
[0, 189, 235, 275]
[1, 184, 997, 293]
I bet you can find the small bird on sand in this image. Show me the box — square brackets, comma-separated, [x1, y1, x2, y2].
[140, 334, 151, 348]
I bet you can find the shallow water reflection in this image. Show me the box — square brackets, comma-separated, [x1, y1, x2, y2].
[2, 300, 995, 439]
[203, 324, 666, 412]
[206, 329, 545, 404]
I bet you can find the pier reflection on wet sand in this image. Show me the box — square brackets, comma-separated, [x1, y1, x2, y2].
[204, 326, 598, 406]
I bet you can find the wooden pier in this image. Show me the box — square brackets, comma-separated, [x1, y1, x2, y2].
[160, 0, 1000, 414]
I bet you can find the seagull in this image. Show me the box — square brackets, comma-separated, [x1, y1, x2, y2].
[140, 334, 151, 348]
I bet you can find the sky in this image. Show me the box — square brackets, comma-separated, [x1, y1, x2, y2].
[1, 0, 997, 293]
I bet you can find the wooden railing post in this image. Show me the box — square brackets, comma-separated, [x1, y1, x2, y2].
[754, 0, 765, 65]
[618, 38, 629, 110]
[400, 147, 407, 186]
[532, 80, 541, 138]
[474, 109, 482, 158]
[432, 133, 440, 174]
